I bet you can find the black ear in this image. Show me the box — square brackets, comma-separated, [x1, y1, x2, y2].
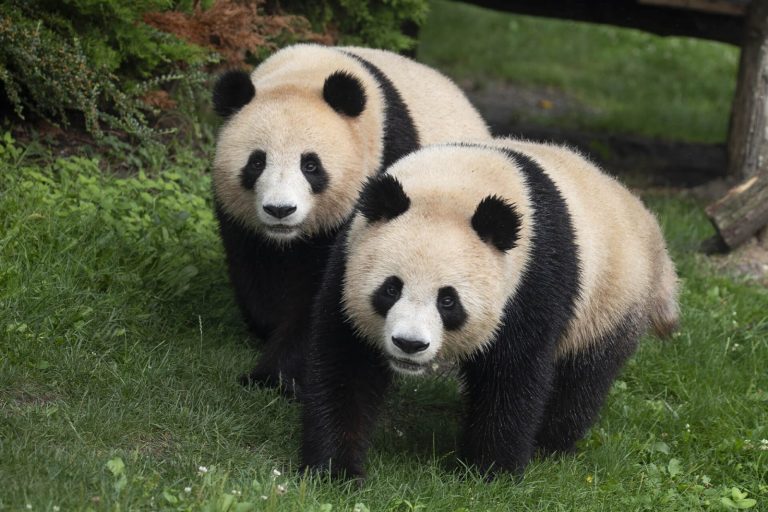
[323, 71, 366, 117]
[358, 174, 410, 222]
[471, 195, 522, 252]
[213, 70, 255, 118]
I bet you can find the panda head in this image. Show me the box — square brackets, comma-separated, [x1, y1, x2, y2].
[212, 68, 371, 242]
[342, 149, 532, 376]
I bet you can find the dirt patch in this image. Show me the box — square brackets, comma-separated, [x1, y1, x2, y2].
[707, 231, 768, 286]
[460, 79, 597, 127]
[0, 384, 61, 411]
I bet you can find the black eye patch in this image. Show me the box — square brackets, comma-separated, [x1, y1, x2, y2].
[437, 286, 467, 330]
[300, 152, 329, 194]
[240, 150, 266, 190]
[371, 275, 403, 317]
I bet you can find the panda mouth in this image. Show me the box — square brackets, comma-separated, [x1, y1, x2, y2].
[264, 224, 300, 236]
[388, 357, 427, 375]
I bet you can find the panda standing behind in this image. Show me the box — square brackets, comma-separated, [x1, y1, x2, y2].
[301, 139, 679, 479]
[211, 45, 490, 395]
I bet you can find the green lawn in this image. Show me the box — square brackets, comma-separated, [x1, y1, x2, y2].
[418, 0, 739, 143]
[1, 128, 766, 511]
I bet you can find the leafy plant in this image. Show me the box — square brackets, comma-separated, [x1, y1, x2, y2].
[272, 0, 429, 52]
[0, 0, 212, 140]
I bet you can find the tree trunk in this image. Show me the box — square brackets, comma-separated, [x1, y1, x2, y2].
[727, 0, 768, 181]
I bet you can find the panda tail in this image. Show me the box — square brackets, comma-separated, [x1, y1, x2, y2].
[650, 254, 680, 339]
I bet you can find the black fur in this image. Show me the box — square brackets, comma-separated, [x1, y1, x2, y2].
[471, 195, 522, 252]
[301, 152, 329, 194]
[241, 150, 266, 190]
[301, 145, 640, 479]
[358, 175, 410, 222]
[371, 275, 403, 316]
[213, 70, 255, 118]
[345, 53, 420, 172]
[215, 202, 336, 397]
[437, 286, 467, 331]
[323, 71, 367, 117]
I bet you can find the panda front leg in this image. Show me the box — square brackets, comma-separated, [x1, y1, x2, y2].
[300, 317, 392, 480]
[239, 318, 309, 398]
[459, 335, 557, 476]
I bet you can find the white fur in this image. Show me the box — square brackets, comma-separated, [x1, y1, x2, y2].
[383, 291, 445, 375]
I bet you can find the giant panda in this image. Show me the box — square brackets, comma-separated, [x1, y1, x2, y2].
[211, 44, 490, 395]
[300, 138, 680, 479]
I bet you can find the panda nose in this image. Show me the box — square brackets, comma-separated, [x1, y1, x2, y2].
[392, 336, 429, 354]
[263, 204, 297, 219]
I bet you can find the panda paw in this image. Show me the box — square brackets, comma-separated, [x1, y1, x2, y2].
[299, 462, 366, 486]
[238, 367, 303, 400]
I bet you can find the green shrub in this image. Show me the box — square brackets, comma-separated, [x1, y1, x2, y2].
[9, 0, 208, 77]
[0, 0, 210, 138]
[273, 0, 429, 52]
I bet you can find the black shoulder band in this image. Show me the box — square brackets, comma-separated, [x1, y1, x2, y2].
[344, 52, 421, 172]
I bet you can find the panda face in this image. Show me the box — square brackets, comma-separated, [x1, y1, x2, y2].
[213, 76, 374, 242]
[369, 274, 468, 375]
[343, 214, 513, 375]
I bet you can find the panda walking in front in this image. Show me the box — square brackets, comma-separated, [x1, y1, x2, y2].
[211, 45, 489, 396]
[301, 139, 680, 478]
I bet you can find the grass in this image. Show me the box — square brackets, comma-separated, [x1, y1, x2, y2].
[417, 0, 740, 143]
[1, 127, 767, 511]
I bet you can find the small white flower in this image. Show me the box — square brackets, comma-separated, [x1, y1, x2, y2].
[395, 428, 404, 438]
[53, 507, 60, 512]
[276, 484, 287, 495]
[198, 465, 208, 474]
[231, 489, 241, 496]
[431, 363, 439, 371]
[184, 487, 192, 493]
[261, 495, 268, 500]
[271, 468, 281, 477]
[26, 505, 32, 510]
[760, 439, 768, 451]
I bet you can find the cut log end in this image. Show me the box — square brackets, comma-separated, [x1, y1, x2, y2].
[704, 171, 768, 251]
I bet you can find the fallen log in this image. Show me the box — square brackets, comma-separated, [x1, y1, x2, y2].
[703, 171, 768, 251]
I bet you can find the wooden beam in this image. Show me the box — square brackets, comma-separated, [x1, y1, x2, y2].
[462, 0, 745, 44]
[705, 171, 768, 249]
[638, 0, 748, 16]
